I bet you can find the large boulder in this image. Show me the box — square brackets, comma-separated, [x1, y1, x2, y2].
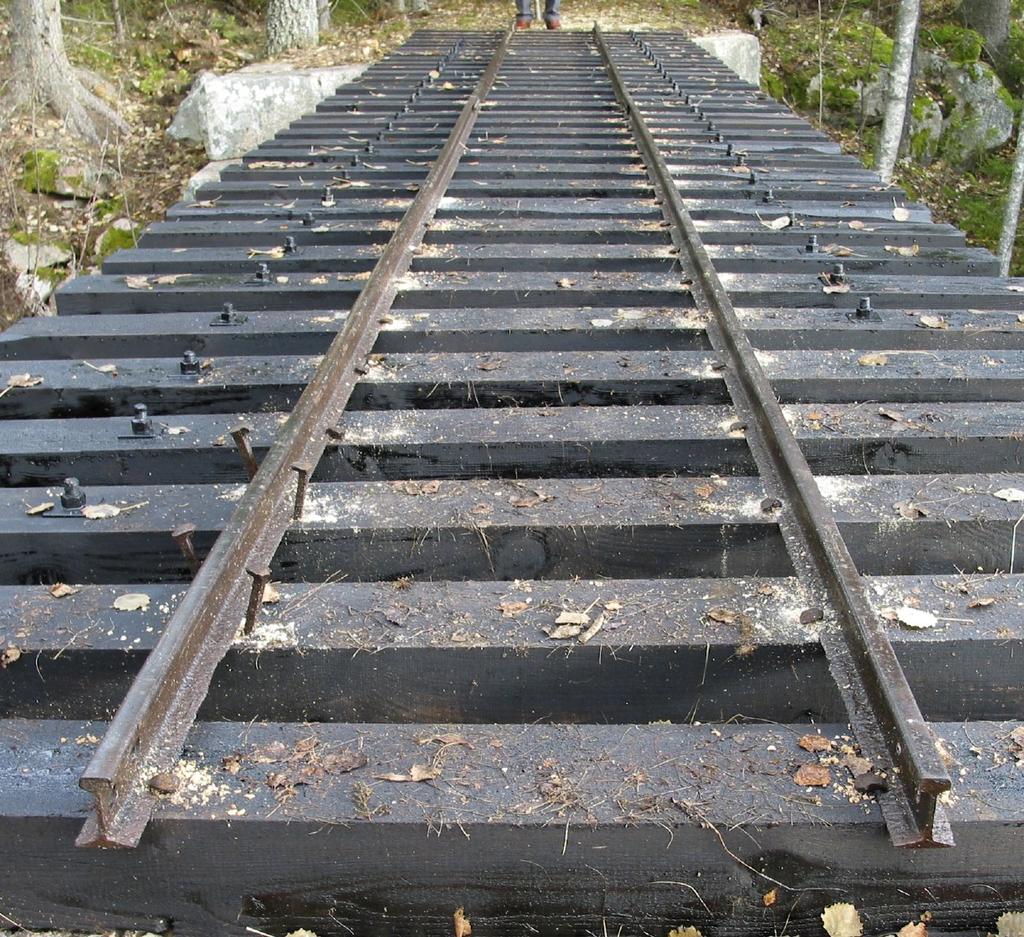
[920, 51, 1015, 163]
[694, 31, 761, 87]
[169, 62, 369, 160]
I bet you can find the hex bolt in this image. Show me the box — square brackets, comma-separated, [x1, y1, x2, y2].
[762, 188, 775, 202]
[806, 235, 819, 253]
[387, 120, 394, 131]
[254, 263, 271, 283]
[832, 263, 846, 283]
[788, 211, 798, 226]
[350, 154, 361, 168]
[171, 523, 200, 576]
[221, 302, 236, 323]
[856, 296, 873, 319]
[291, 461, 313, 521]
[229, 425, 259, 480]
[716, 132, 725, 143]
[61, 477, 86, 510]
[725, 143, 734, 156]
[365, 142, 374, 154]
[302, 212, 315, 227]
[131, 403, 153, 436]
[736, 153, 746, 167]
[377, 130, 386, 141]
[748, 171, 758, 186]
[321, 186, 335, 207]
[180, 349, 201, 375]
[243, 566, 272, 636]
[283, 236, 297, 254]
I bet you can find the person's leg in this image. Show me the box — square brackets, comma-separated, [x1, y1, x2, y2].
[515, 0, 532, 25]
[544, 0, 560, 27]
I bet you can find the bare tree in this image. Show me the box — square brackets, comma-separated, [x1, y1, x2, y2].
[998, 114, 1024, 276]
[961, 0, 1010, 61]
[876, 0, 921, 185]
[9, 0, 127, 143]
[267, 0, 319, 55]
[317, 0, 330, 32]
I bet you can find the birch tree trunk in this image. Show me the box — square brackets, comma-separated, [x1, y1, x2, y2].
[875, 0, 921, 185]
[998, 114, 1024, 276]
[267, 0, 319, 55]
[317, 0, 330, 32]
[9, 0, 126, 143]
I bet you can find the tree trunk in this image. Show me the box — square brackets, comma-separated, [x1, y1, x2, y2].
[266, 0, 319, 55]
[998, 114, 1024, 276]
[10, 0, 126, 143]
[317, 0, 330, 31]
[961, 0, 1010, 61]
[111, 0, 126, 43]
[875, 0, 920, 185]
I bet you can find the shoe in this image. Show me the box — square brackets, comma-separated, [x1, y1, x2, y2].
[546, 16, 561, 28]
[515, 16, 531, 28]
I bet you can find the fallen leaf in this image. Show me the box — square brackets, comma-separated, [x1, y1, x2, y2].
[706, 607, 738, 624]
[858, 353, 888, 366]
[668, 927, 702, 937]
[163, 425, 189, 435]
[82, 504, 120, 519]
[578, 614, 605, 645]
[896, 501, 928, 519]
[477, 359, 503, 371]
[124, 275, 152, 289]
[997, 912, 1024, 937]
[885, 244, 920, 257]
[993, 488, 1024, 502]
[892, 207, 910, 221]
[4, 373, 44, 394]
[262, 583, 281, 604]
[454, 907, 472, 937]
[555, 610, 589, 626]
[49, 582, 79, 598]
[113, 592, 151, 612]
[823, 244, 854, 257]
[822, 903, 863, 937]
[879, 408, 905, 422]
[556, 278, 576, 288]
[247, 247, 285, 259]
[794, 763, 831, 787]
[798, 734, 832, 752]
[83, 361, 118, 375]
[1, 646, 21, 668]
[153, 273, 189, 285]
[968, 596, 996, 608]
[842, 753, 873, 776]
[848, 220, 866, 230]
[416, 733, 472, 748]
[25, 502, 54, 515]
[544, 617, 585, 639]
[498, 600, 529, 617]
[760, 215, 791, 230]
[898, 922, 927, 937]
[374, 764, 439, 782]
[763, 890, 778, 908]
[896, 606, 937, 629]
[918, 315, 947, 329]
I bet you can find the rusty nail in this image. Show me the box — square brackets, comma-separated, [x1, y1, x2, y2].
[229, 425, 259, 480]
[171, 522, 200, 576]
[243, 566, 272, 635]
[325, 426, 345, 441]
[291, 462, 312, 521]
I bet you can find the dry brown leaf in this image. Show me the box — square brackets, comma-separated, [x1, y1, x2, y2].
[823, 244, 854, 257]
[968, 596, 996, 608]
[578, 614, 605, 645]
[858, 353, 888, 366]
[848, 220, 866, 229]
[760, 215, 790, 230]
[25, 501, 54, 515]
[82, 504, 120, 519]
[477, 359, 503, 371]
[706, 606, 738, 624]
[822, 903, 863, 937]
[668, 927, 702, 937]
[918, 315, 948, 329]
[454, 907, 472, 937]
[896, 501, 927, 519]
[885, 244, 920, 257]
[993, 488, 1024, 502]
[498, 600, 529, 618]
[247, 247, 285, 259]
[262, 583, 281, 605]
[794, 763, 831, 787]
[374, 764, 439, 782]
[892, 207, 910, 222]
[556, 278, 576, 288]
[113, 592, 151, 612]
[5, 373, 44, 391]
[49, 582, 79, 598]
[83, 361, 118, 376]
[124, 275, 152, 289]
[163, 425, 189, 436]
[798, 733, 832, 752]
[898, 922, 927, 937]
[763, 890, 778, 908]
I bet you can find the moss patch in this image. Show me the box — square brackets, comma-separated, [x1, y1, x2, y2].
[21, 150, 62, 195]
[922, 24, 983, 66]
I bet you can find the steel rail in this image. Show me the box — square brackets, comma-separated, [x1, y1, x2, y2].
[593, 24, 953, 848]
[76, 26, 513, 849]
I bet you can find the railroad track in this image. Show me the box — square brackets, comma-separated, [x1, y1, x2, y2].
[1, 27, 1022, 936]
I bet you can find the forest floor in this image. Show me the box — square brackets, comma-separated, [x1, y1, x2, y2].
[0, 0, 1014, 329]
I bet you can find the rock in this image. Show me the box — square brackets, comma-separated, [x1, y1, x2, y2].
[909, 96, 944, 163]
[4, 237, 73, 274]
[182, 159, 240, 201]
[920, 52, 1015, 163]
[20, 150, 115, 199]
[96, 218, 141, 259]
[694, 31, 761, 87]
[15, 272, 57, 313]
[169, 63, 369, 160]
